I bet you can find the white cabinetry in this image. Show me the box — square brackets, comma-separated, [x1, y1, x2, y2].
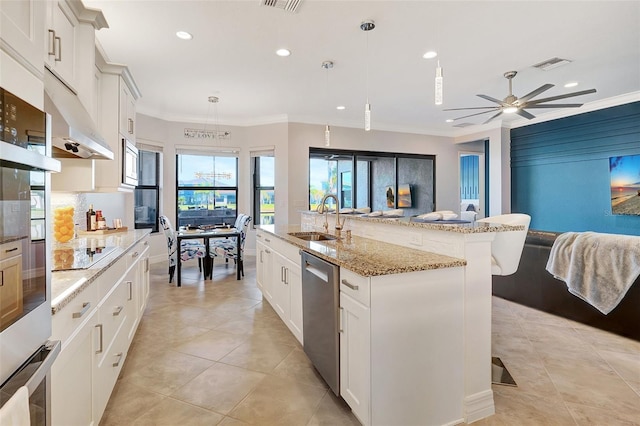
[51, 235, 150, 425]
[0, 241, 23, 328]
[0, 0, 45, 106]
[255, 230, 303, 344]
[44, 0, 77, 88]
[339, 270, 370, 425]
[44, 0, 107, 103]
[338, 266, 466, 426]
[94, 53, 141, 192]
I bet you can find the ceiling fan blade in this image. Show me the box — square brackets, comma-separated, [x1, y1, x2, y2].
[518, 84, 554, 104]
[482, 110, 504, 124]
[443, 106, 498, 111]
[516, 109, 536, 120]
[526, 88, 596, 105]
[525, 103, 583, 108]
[477, 94, 506, 106]
[452, 108, 500, 121]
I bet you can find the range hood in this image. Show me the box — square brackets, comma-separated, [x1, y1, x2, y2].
[44, 70, 114, 160]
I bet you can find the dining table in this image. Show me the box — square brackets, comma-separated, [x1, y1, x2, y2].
[176, 227, 242, 286]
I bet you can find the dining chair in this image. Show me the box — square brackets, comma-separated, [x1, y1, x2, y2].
[210, 214, 252, 277]
[159, 215, 207, 283]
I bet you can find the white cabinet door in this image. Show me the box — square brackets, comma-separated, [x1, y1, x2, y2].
[119, 79, 136, 142]
[256, 240, 266, 292]
[0, 0, 45, 76]
[0, 253, 22, 326]
[340, 292, 370, 426]
[51, 310, 97, 426]
[284, 255, 303, 344]
[45, 1, 77, 88]
[271, 251, 289, 321]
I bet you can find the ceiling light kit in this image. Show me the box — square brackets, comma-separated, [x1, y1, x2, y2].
[444, 70, 596, 124]
[276, 48, 291, 57]
[361, 20, 375, 132]
[435, 61, 443, 105]
[322, 60, 334, 146]
[423, 51, 437, 59]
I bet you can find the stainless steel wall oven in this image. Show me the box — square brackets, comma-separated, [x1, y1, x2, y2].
[0, 87, 61, 425]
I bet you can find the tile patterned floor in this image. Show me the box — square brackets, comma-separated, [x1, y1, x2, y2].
[101, 258, 640, 425]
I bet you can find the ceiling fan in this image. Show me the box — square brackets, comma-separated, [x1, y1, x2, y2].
[444, 71, 596, 124]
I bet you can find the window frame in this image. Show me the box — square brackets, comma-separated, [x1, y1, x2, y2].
[134, 149, 161, 233]
[252, 155, 275, 228]
[175, 153, 239, 228]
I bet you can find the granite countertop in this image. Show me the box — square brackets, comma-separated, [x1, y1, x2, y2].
[258, 225, 466, 277]
[51, 229, 151, 314]
[300, 211, 525, 233]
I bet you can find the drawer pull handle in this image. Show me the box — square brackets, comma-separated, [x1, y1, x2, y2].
[257, 234, 262, 239]
[4, 247, 18, 253]
[131, 251, 139, 258]
[341, 279, 359, 290]
[265, 249, 271, 254]
[112, 352, 124, 367]
[127, 281, 133, 301]
[95, 324, 103, 354]
[73, 302, 91, 318]
[339, 306, 344, 333]
[113, 306, 123, 316]
[265, 238, 271, 243]
[54, 36, 62, 62]
[143, 241, 149, 246]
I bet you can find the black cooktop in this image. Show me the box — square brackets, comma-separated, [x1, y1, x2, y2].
[52, 246, 117, 271]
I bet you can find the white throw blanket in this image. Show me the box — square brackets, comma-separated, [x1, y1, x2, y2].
[546, 231, 640, 314]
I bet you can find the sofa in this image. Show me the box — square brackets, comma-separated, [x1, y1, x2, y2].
[492, 230, 640, 341]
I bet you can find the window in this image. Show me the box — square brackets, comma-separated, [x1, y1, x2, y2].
[135, 149, 161, 232]
[309, 148, 436, 216]
[252, 153, 275, 226]
[176, 151, 238, 228]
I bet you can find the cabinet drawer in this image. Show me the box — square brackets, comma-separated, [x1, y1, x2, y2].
[0, 240, 22, 260]
[97, 255, 127, 301]
[126, 239, 149, 269]
[52, 282, 99, 344]
[340, 268, 370, 307]
[97, 277, 132, 361]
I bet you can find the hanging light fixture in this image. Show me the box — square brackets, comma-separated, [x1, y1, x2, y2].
[322, 60, 333, 146]
[435, 60, 443, 105]
[361, 20, 375, 131]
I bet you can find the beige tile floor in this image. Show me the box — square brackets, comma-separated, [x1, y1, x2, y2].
[101, 257, 640, 426]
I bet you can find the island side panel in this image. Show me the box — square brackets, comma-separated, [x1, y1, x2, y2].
[370, 267, 465, 426]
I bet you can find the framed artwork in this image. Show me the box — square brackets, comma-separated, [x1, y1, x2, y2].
[610, 154, 640, 216]
[398, 184, 412, 208]
[385, 186, 395, 207]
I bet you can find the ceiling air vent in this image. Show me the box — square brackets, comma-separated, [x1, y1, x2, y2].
[532, 57, 572, 71]
[260, 0, 303, 13]
[453, 122, 475, 128]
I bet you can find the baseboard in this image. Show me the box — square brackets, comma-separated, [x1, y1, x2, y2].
[464, 389, 495, 423]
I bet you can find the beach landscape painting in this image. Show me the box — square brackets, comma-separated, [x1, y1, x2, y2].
[610, 154, 640, 215]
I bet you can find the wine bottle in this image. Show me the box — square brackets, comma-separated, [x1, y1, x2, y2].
[86, 204, 95, 231]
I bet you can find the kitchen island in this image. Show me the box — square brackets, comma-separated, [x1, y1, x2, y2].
[50, 229, 151, 426]
[258, 215, 524, 425]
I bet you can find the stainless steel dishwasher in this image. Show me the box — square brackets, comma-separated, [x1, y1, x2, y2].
[301, 251, 340, 396]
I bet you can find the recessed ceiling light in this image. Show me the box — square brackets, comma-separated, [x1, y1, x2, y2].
[336, 105, 346, 110]
[276, 48, 291, 57]
[423, 51, 437, 59]
[445, 119, 454, 123]
[564, 81, 579, 88]
[176, 31, 193, 40]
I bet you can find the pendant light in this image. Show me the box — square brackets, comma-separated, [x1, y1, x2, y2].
[361, 20, 375, 131]
[322, 61, 333, 146]
[435, 60, 443, 105]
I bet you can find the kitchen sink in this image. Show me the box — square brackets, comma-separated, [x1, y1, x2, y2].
[288, 232, 338, 241]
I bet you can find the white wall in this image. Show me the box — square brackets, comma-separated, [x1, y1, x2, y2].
[136, 115, 490, 262]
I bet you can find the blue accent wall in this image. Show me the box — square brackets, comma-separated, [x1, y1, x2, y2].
[511, 101, 640, 235]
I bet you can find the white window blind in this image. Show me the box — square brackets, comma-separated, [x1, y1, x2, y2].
[250, 146, 275, 157]
[175, 144, 239, 157]
[136, 139, 164, 153]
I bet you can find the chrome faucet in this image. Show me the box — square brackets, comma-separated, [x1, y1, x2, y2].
[318, 193, 345, 237]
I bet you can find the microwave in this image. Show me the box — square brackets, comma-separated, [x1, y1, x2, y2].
[122, 138, 138, 186]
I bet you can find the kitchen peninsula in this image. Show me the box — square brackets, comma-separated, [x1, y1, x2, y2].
[257, 213, 524, 425]
[50, 229, 151, 425]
